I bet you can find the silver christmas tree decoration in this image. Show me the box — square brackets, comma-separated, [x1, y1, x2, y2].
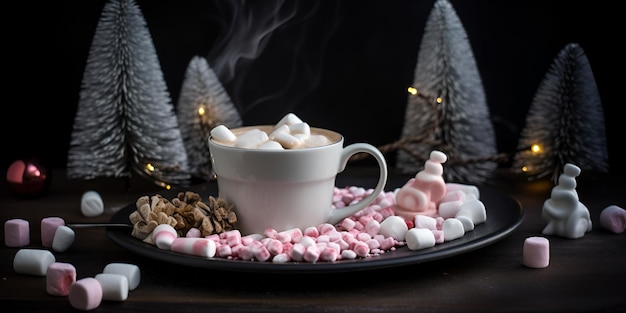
[396, 0, 498, 184]
[513, 43, 608, 182]
[176, 55, 242, 181]
[67, 0, 190, 187]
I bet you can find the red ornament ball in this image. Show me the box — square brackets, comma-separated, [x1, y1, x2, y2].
[6, 159, 51, 197]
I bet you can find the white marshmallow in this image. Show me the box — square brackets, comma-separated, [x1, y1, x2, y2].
[441, 190, 466, 203]
[274, 113, 303, 129]
[456, 199, 487, 225]
[13, 248, 56, 276]
[405, 228, 436, 250]
[269, 124, 290, 138]
[445, 183, 480, 199]
[289, 122, 311, 135]
[455, 215, 475, 232]
[81, 190, 104, 217]
[438, 200, 463, 219]
[271, 131, 302, 148]
[103, 263, 141, 290]
[52, 225, 75, 252]
[442, 218, 465, 241]
[414, 215, 437, 230]
[235, 129, 269, 148]
[210, 125, 237, 145]
[95, 273, 129, 301]
[259, 140, 285, 150]
[379, 215, 408, 241]
[296, 134, 331, 148]
[152, 224, 177, 250]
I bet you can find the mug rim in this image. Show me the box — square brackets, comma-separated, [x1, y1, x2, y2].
[209, 125, 343, 151]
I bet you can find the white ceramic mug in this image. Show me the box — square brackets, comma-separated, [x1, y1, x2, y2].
[208, 125, 388, 235]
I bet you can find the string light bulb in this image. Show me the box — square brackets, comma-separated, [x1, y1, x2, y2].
[531, 144, 542, 153]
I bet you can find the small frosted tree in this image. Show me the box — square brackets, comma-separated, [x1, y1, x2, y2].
[396, 0, 499, 184]
[176, 56, 242, 181]
[513, 43, 608, 182]
[67, 0, 190, 187]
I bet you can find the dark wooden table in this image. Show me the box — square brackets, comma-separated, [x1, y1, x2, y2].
[1, 167, 625, 313]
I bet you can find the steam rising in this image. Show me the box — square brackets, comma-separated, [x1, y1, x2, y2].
[207, 1, 340, 117]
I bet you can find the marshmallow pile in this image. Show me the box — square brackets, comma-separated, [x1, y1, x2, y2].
[6, 217, 140, 310]
[141, 182, 489, 263]
[210, 113, 333, 150]
[12, 251, 141, 311]
[5, 216, 75, 252]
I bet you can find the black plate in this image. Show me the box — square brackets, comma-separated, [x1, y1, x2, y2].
[107, 177, 524, 274]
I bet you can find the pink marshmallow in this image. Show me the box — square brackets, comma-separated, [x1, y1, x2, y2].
[303, 245, 320, 262]
[253, 245, 271, 261]
[523, 236, 550, 269]
[599, 205, 626, 234]
[289, 243, 306, 261]
[171, 237, 216, 258]
[185, 228, 201, 238]
[152, 224, 177, 250]
[41, 217, 65, 247]
[222, 229, 243, 246]
[4, 218, 30, 247]
[264, 238, 283, 255]
[68, 277, 103, 311]
[46, 262, 76, 296]
[353, 240, 370, 257]
[319, 246, 339, 262]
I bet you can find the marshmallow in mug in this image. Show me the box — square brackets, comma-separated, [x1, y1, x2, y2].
[210, 113, 333, 150]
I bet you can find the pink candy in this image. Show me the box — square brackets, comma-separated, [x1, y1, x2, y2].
[152, 224, 177, 250]
[4, 218, 30, 247]
[47, 262, 77, 296]
[68, 278, 103, 311]
[41, 217, 65, 247]
[137, 167, 485, 263]
[599, 205, 626, 234]
[171, 237, 216, 258]
[523, 236, 550, 269]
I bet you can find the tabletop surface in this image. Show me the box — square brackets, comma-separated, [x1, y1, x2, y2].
[1, 167, 625, 313]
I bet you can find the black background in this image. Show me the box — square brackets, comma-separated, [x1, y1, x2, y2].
[2, 0, 623, 176]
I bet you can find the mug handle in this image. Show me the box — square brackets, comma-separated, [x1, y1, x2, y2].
[327, 143, 388, 225]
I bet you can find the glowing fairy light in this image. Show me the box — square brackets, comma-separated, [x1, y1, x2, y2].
[198, 105, 206, 116]
[531, 144, 542, 153]
[436, 97, 443, 104]
[143, 163, 172, 190]
[407, 86, 418, 95]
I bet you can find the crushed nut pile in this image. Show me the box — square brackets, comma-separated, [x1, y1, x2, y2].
[128, 191, 237, 241]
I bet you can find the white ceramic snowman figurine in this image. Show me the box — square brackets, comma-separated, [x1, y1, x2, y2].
[541, 163, 592, 239]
